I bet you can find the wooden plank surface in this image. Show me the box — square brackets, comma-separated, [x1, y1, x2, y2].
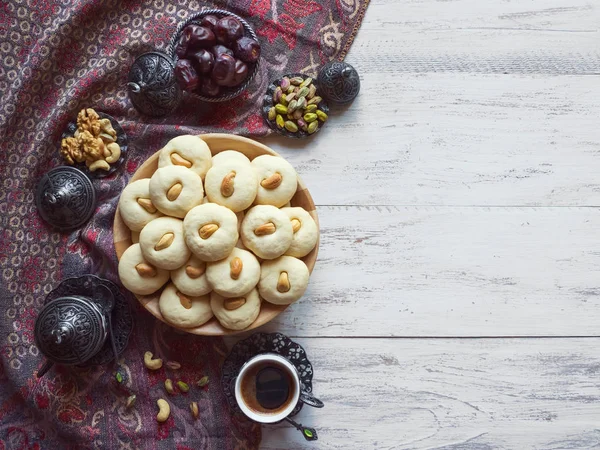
[352, 0, 599, 75]
[259, 338, 600, 450]
[249, 0, 600, 447]
[257, 205, 600, 337]
[264, 74, 600, 207]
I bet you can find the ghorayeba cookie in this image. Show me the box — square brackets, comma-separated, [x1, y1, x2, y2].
[258, 255, 309, 305]
[251, 155, 298, 207]
[210, 288, 261, 331]
[240, 205, 293, 260]
[118, 179, 163, 232]
[149, 166, 203, 218]
[139, 217, 190, 270]
[206, 247, 260, 297]
[183, 203, 238, 261]
[281, 207, 318, 258]
[204, 161, 258, 212]
[158, 135, 212, 179]
[171, 254, 211, 297]
[118, 244, 169, 295]
[159, 283, 213, 328]
[212, 150, 250, 166]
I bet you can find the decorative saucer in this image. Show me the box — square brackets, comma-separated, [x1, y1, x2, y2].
[221, 332, 315, 417]
[44, 274, 133, 366]
[60, 112, 128, 178]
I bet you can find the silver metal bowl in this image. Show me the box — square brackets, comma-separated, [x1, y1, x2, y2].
[168, 9, 260, 103]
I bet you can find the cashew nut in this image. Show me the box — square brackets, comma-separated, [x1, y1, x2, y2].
[254, 222, 276, 236]
[199, 223, 219, 239]
[89, 159, 110, 172]
[105, 142, 121, 163]
[170, 152, 192, 168]
[277, 271, 290, 293]
[144, 351, 163, 370]
[154, 232, 175, 251]
[164, 379, 175, 394]
[176, 291, 193, 309]
[220, 171, 236, 197]
[260, 172, 283, 189]
[185, 264, 205, 279]
[135, 262, 157, 277]
[291, 218, 301, 233]
[224, 297, 246, 310]
[137, 198, 157, 214]
[156, 399, 170, 423]
[230, 257, 243, 280]
[99, 132, 116, 144]
[167, 182, 183, 201]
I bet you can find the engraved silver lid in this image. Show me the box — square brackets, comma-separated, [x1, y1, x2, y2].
[127, 51, 182, 117]
[35, 166, 96, 231]
[34, 296, 108, 366]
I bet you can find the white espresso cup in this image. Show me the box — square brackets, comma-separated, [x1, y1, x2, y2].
[234, 353, 301, 423]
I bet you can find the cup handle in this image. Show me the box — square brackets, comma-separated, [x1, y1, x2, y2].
[299, 389, 324, 408]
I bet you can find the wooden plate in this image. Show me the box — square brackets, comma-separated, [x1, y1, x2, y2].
[113, 134, 319, 336]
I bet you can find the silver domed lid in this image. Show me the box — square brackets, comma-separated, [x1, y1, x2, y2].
[35, 166, 96, 231]
[34, 296, 108, 365]
[127, 51, 182, 117]
[317, 61, 360, 105]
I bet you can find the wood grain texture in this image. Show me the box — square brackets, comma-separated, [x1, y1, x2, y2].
[240, 0, 600, 447]
[259, 338, 600, 449]
[353, 0, 599, 75]
[262, 74, 600, 207]
[253, 205, 600, 337]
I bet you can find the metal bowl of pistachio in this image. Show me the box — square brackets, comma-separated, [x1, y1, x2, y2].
[262, 73, 329, 139]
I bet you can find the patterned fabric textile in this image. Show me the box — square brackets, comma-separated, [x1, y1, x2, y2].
[0, 0, 368, 448]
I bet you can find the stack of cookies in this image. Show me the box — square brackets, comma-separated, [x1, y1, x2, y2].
[117, 135, 318, 331]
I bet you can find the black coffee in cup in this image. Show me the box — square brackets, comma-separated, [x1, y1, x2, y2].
[240, 360, 296, 414]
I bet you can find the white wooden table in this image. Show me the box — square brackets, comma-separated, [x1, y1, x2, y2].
[239, 1, 600, 447]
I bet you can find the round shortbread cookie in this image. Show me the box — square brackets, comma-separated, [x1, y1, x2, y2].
[158, 135, 212, 179]
[118, 179, 163, 232]
[212, 150, 250, 166]
[240, 205, 293, 260]
[258, 255, 309, 305]
[281, 207, 318, 258]
[183, 203, 239, 262]
[252, 155, 298, 208]
[171, 254, 212, 297]
[118, 244, 169, 296]
[139, 217, 190, 270]
[204, 161, 258, 212]
[159, 283, 213, 328]
[210, 288, 261, 330]
[206, 247, 260, 297]
[149, 166, 203, 218]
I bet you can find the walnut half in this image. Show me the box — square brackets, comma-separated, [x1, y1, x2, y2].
[60, 137, 84, 165]
[77, 108, 101, 136]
